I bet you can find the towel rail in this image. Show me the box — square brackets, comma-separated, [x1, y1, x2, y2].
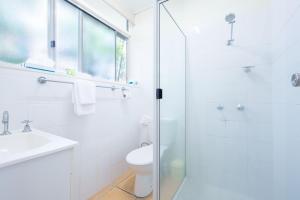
[37, 76, 128, 91]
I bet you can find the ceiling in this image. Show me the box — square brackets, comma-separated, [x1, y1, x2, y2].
[110, 0, 153, 15]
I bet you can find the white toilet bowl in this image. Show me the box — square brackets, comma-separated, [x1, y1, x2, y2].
[126, 144, 153, 197]
[126, 144, 168, 197]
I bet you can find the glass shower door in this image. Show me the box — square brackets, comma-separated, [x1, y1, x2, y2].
[158, 2, 186, 200]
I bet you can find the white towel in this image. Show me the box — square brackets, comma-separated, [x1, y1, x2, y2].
[76, 80, 96, 104]
[72, 80, 96, 116]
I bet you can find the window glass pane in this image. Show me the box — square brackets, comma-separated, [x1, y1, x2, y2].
[83, 14, 115, 81]
[116, 36, 127, 83]
[56, 0, 79, 69]
[0, 0, 48, 64]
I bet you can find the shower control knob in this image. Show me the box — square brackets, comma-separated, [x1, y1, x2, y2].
[237, 104, 245, 111]
[217, 105, 224, 111]
[291, 73, 300, 87]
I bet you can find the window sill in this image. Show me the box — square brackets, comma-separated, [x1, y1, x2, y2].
[0, 61, 138, 88]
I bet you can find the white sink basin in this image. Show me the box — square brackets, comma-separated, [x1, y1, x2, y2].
[0, 133, 50, 154]
[0, 129, 77, 168]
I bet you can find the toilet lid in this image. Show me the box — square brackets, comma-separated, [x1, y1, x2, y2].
[126, 144, 153, 166]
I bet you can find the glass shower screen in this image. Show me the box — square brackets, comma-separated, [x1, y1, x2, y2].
[158, 2, 186, 200]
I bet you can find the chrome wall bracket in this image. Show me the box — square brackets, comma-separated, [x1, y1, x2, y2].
[242, 66, 255, 73]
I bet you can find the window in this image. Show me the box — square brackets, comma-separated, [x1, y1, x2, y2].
[116, 36, 127, 83]
[83, 14, 116, 81]
[86, 0, 128, 33]
[56, 0, 80, 69]
[0, 0, 128, 83]
[0, 0, 48, 63]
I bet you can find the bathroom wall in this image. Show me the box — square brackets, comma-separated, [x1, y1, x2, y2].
[0, 2, 157, 200]
[128, 8, 154, 121]
[0, 4, 155, 200]
[271, 0, 300, 199]
[162, 0, 300, 199]
[0, 64, 144, 200]
[171, 0, 274, 199]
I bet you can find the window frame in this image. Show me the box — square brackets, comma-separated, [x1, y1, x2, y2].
[53, 0, 81, 70]
[48, 0, 56, 61]
[59, 0, 129, 83]
[12, 0, 128, 83]
[115, 33, 128, 82]
[0, 0, 128, 83]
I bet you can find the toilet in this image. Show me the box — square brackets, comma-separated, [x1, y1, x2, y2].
[126, 116, 153, 197]
[126, 144, 153, 197]
[126, 117, 175, 198]
[126, 144, 169, 197]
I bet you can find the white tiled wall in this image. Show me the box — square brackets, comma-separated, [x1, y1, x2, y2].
[272, 0, 300, 199]
[167, 0, 274, 199]
[168, 0, 300, 199]
[187, 0, 273, 197]
[0, 65, 145, 200]
[128, 8, 154, 118]
[0, 6, 154, 200]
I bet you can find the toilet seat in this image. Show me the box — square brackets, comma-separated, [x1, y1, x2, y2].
[126, 144, 153, 166]
[126, 144, 168, 166]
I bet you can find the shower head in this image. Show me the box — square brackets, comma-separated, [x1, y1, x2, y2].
[225, 13, 236, 24]
[225, 13, 236, 46]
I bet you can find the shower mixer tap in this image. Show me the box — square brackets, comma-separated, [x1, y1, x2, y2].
[242, 66, 255, 73]
[237, 104, 245, 111]
[291, 73, 300, 87]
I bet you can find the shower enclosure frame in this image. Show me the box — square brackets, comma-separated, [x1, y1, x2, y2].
[153, 1, 189, 199]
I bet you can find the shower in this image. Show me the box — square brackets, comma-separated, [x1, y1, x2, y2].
[225, 13, 236, 46]
[225, 13, 236, 23]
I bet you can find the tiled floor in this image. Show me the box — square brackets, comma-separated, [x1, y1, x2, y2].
[89, 170, 152, 200]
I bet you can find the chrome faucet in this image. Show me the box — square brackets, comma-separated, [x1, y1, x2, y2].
[22, 120, 33, 133]
[1, 111, 11, 136]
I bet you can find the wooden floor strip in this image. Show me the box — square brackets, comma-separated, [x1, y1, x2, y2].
[89, 170, 152, 200]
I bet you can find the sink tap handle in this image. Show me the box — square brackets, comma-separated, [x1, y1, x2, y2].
[22, 120, 33, 133]
[22, 120, 33, 124]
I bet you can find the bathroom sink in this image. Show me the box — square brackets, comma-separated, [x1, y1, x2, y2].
[0, 132, 50, 154]
[0, 129, 77, 168]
